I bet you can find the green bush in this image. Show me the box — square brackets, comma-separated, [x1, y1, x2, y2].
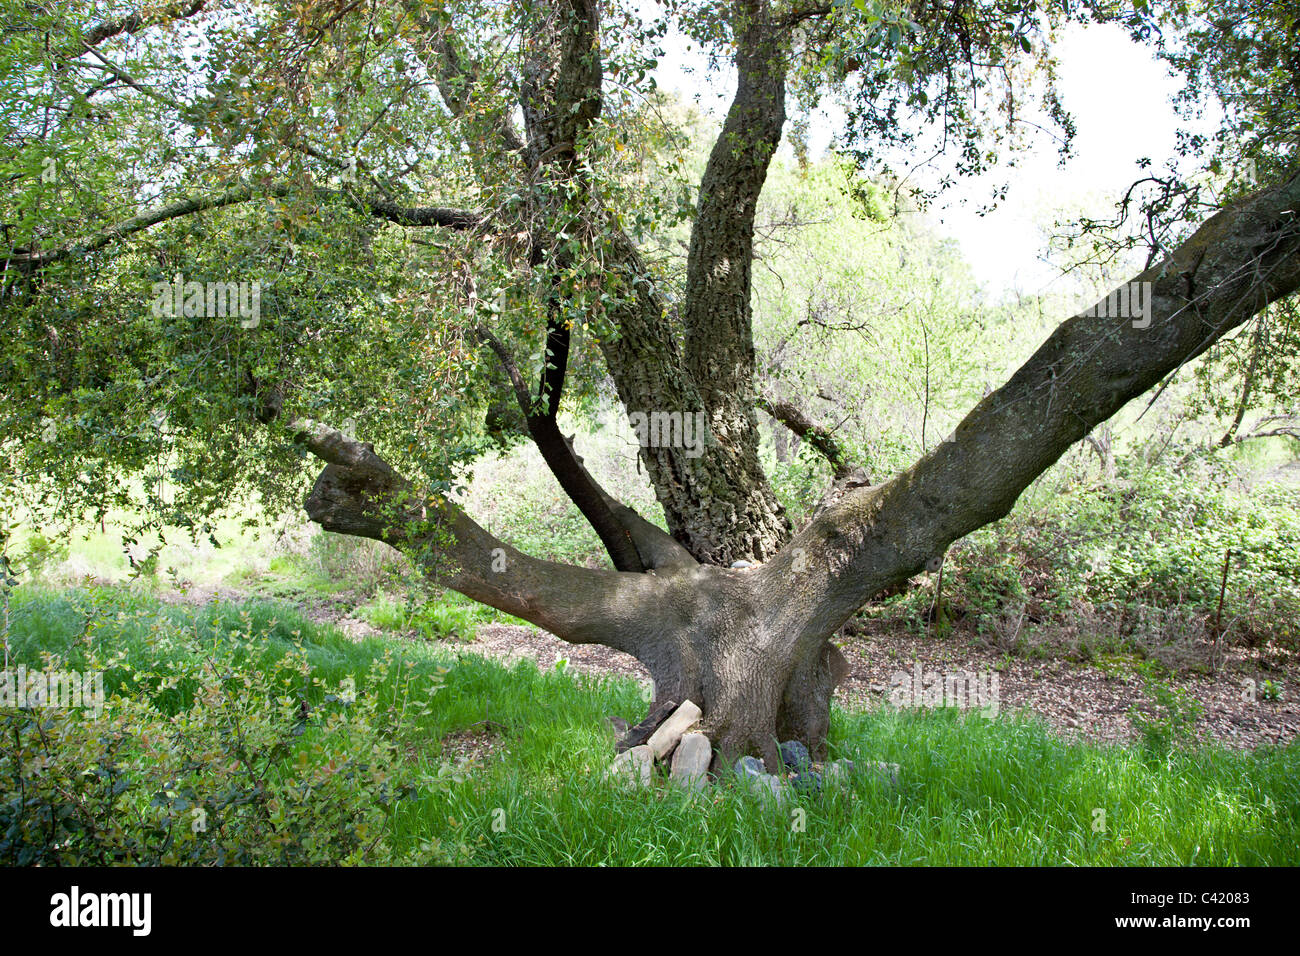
[355, 588, 505, 640]
[885, 456, 1300, 650]
[1129, 661, 1207, 756]
[0, 589, 450, 865]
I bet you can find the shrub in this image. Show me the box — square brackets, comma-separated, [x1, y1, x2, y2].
[0, 596, 444, 865]
[1128, 661, 1207, 756]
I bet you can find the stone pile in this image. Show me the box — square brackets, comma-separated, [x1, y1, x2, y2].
[606, 700, 901, 802]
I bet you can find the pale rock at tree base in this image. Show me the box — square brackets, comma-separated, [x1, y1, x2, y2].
[645, 699, 702, 759]
[669, 732, 712, 790]
[608, 744, 654, 787]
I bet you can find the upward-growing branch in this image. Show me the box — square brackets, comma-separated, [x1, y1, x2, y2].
[476, 325, 648, 573]
[683, 2, 787, 410]
[652, 0, 793, 561]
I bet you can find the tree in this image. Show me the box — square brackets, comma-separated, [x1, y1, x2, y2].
[3, 0, 1298, 768]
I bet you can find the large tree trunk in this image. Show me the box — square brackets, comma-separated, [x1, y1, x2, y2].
[301, 1, 1300, 765]
[23, 0, 1298, 766]
[303, 168, 1300, 764]
[575, 1, 795, 565]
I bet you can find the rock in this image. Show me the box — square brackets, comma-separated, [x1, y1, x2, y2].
[745, 773, 787, 806]
[791, 770, 822, 794]
[779, 740, 812, 772]
[607, 715, 630, 737]
[731, 756, 787, 805]
[865, 761, 901, 788]
[670, 732, 712, 790]
[734, 755, 766, 778]
[608, 744, 654, 787]
[616, 699, 678, 753]
[729, 560, 754, 569]
[646, 700, 702, 759]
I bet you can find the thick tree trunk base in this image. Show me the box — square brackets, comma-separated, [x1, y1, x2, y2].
[626, 575, 853, 770]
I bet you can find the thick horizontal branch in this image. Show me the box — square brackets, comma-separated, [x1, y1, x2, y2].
[7, 182, 293, 271]
[360, 197, 484, 230]
[288, 417, 677, 650]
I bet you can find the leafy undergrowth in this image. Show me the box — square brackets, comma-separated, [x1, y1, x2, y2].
[354, 588, 503, 641]
[3, 586, 1298, 866]
[875, 459, 1300, 671]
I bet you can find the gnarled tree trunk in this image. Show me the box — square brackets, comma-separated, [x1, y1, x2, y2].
[296, 1, 1300, 766]
[302, 168, 1300, 764]
[16, 0, 1299, 767]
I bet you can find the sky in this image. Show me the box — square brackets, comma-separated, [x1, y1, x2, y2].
[648, 18, 1202, 297]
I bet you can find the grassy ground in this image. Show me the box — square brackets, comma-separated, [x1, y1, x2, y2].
[4, 585, 1297, 866]
[4, 436, 1297, 865]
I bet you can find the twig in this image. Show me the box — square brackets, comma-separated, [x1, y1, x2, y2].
[1211, 548, 1232, 674]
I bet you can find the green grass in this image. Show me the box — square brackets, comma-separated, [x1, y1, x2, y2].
[9, 503, 279, 587]
[5, 585, 394, 686]
[354, 588, 508, 640]
[5, 585, 1298, 866]
[396, 698, 1300, 866]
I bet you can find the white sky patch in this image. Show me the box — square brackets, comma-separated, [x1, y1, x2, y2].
[646, 17, 1211, 296]
[931, 23, 1193, 296]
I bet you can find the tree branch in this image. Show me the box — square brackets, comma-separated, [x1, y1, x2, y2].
[7, 182, 483, 273]
[7, 182, 293, 272]
[475, 325, 648, 573]
[757, 393, 854, 479]
[1217, 314, 1267, 446]
[775, 2, 832, 30]
[359, 197, 484, 230]
[80, 0, 208, 49]
[1230, 413, 1300, 443]
[290, 417, 665, 649]
[682, 2, 787, 419]
[401, 1, 526, 157]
